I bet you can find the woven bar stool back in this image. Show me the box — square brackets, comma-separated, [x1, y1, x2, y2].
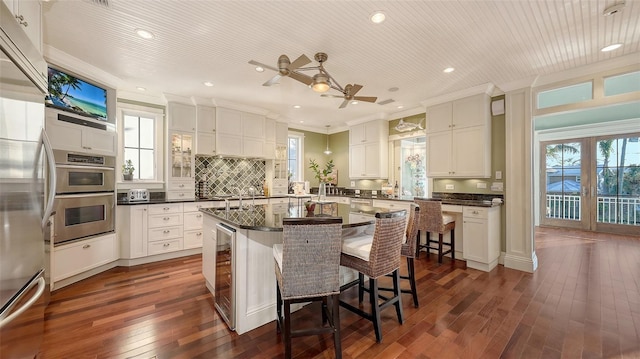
[339, 209, 407, 343]
[414, 198, 456, 264]
[273, 216, 343, 359]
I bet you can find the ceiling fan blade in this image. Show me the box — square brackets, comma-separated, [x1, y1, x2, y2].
[288, 71, 313, 86]
[287, 54, 312, 71]
[248, 60, 278, 72]
[347, 84, 363, 97]
[263, 74, 282, 86]
[353, 96, 377, 103]
[339, 99, 349, 109]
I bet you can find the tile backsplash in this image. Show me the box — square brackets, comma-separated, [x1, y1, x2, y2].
[195, 156, 266, 196]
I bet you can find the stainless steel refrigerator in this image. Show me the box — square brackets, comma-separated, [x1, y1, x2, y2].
[0, 4, 55, 358]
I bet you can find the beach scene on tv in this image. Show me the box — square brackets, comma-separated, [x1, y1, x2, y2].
[46, 67, 108, 121]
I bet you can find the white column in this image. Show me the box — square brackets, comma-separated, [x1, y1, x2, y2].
[504, 88, 538, 273]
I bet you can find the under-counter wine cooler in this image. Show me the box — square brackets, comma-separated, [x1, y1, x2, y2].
[215, 223, 236, 330]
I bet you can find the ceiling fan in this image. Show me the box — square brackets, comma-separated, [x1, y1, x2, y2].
[320, 84, 377, 109]
[249, 52, 377, 109]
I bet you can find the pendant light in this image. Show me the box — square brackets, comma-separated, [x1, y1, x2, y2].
[323, 125, 332, 155]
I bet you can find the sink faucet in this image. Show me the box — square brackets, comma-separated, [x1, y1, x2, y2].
[224, 198, 230, 212]
[235, 187, 243, 209]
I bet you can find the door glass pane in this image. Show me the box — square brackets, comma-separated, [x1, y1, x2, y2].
[400, 137, 426, 197]
[596, 136, 640, 225]
[545, 142, 582, 221]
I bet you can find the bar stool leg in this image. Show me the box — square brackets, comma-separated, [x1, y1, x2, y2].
[369, 278, 383, 343]
[276, 282, 282, 334]
[392, 269, 404, 324]
[407, 257, 419, 307]
[451, 229, 455, 262]
[321, 297, 328, 325]
[438, 233, 444, 263]
[415, 230, 421, 258]
[284, 300, 292, 359]
[331, 294, 342, 359]
[358, 272, 365, 304]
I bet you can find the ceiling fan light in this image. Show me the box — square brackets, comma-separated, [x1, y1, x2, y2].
[312, 73, 330, 93]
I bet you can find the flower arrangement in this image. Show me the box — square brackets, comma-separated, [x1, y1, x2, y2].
[405, 153, 423, 170]
[309, 159, 335, 183]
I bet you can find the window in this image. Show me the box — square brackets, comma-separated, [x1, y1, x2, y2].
[123, 114, 154, 179]
[287, 132, 304, 181]
[117, 102, 164, 186]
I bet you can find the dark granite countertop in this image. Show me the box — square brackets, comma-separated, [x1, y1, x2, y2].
[116, 195, 288, 206]
[200, 203, 397, 231]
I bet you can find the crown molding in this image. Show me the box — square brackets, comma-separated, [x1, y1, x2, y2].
[43, 45, 121, 89]
[345, 112, 389, 126]
[420, 82, 495, 107]
[213, 98, 270, 116]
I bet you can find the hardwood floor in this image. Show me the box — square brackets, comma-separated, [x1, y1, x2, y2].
[40, 227, 640, 358]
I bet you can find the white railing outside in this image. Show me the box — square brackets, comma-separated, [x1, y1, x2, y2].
[546, 194, 640, 225]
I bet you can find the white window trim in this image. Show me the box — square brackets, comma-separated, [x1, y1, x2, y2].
[117, 103, 165, 190]
[288, 131, 304, 182]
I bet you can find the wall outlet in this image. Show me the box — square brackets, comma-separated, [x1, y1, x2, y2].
[476, 182, 487, 189]
[350, 181, 355, 187]
[372, 190, 377, 195]
[495, 171, 502, 180]
[491, 182, 504, 191]
[445, 184, 455, 190]
[355, 189, 360, 194]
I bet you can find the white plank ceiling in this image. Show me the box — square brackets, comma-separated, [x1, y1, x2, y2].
[42, 0, 640, 131]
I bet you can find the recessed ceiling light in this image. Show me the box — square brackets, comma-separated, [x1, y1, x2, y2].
[443, 67, 455, 73]
[135, 28, 154, 39]
[351, 101, 359, 105]
[370, 11, 386, 24]
[293, 105, 301, 109]
[299, 120, 304, 123]
[255, 66, 264, 72]
[203, 81, 214, 87]
[601, 43, 622, 52]
[388, 87, 399, 92]
[397, 105, 404, 109]
[136, 87, 146, 91]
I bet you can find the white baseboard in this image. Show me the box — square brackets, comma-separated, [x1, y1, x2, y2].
[503, 252, 538, 273]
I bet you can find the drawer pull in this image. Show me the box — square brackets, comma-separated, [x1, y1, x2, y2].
[196, 232, 202, 236]
[179, 184, 185, 188]
[163, 230, 170, 234]
[163, 217, 170, 220]
[163, 207, 170, 211]
[82, 244, 91, 249]
[473, 210, 479, 214]
[163, 243, 170, 247]
[179, 193, 184, 197]
[196, 214, 202, 218]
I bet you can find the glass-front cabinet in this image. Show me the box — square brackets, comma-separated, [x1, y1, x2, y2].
[170, 131, 194, 179]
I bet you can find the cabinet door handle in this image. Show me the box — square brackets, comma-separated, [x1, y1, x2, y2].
[15, 15, 24, 21]
[163, 230, 170, 234]
[179, 184, 185, 188]
[196, 232, 202, 236]
[163, 243, 170, 247]
[179, 193, 184, 197]
[82, 244, 91, 249]
[163, 207, 170, 210]
[82, 146, 92, 150]
[196, 214, 202, 218]
[163, 217, 170, 220]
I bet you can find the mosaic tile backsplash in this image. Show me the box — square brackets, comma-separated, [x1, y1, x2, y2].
[195, 156, 266, 197]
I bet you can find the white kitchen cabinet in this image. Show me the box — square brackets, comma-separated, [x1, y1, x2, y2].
[183, 202, 204, 249]
[117, 204, 148, 259]
[52, 233, 118, 282]
[168, 131, 195, 200]
[425, 93, 491, 178]
[202, 226, 216, 292]
[196, 105, 216, 155]
[168, 102, 196, 132]
[148, 203, 184, 254]
[216, 107, 268, 157]
[263, 118, 276, 160]
[349, 119, 389, 179]
[45, 111, 117, 156]
[276, 121, 288, 145]
[462, 206, 500, 272]
[2, 0, 42, 52]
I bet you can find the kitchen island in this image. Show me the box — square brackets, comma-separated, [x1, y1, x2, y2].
[200, 202, 393, 334]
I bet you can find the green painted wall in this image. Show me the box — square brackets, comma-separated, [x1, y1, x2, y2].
[289, 127, 351, 187]
[388, 113, 426, 136]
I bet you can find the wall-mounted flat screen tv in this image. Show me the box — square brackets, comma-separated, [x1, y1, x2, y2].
[46, 67, 108, 121]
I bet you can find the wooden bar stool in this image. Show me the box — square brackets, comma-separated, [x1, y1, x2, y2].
[379, 204, 420, 307]
[273, 217, 343, 359]
[414, 198, 456, 264]
[339, 210, 407, 343]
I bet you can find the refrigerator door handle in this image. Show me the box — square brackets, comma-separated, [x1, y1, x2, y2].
[0, 277, 45, 329]
[40, 130, 57, 229]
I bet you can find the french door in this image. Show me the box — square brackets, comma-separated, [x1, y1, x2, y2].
[541, 133, 640, 235]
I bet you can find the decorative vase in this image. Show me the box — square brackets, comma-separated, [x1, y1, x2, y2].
[123, 173, 133, 181]
[318, 182, 327, 201]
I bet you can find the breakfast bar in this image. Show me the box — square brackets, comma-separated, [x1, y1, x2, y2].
[200, 202, 392, 334]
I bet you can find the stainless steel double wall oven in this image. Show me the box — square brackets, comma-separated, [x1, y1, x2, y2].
[52, 150, 115, 244]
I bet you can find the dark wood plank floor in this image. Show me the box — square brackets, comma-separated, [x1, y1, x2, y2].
[40, 227, 640, 358]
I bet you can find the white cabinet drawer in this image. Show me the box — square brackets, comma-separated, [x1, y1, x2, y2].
[184, 211, 204, 230]
[148, 213, 183, 228]
[168, 181, 194, 191]
[148, 238, 183, 255]
[148, 203, 183, 215]
[53, 234, 117, 281]
[167, 190, 194, 200]
[148, 225, 183, 241]
[184, 229, 204, 249]
[463, 207, 488, 219]
[183, 202, 205, 212]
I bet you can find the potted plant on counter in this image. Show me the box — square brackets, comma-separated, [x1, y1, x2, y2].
[122, 159, 135, 181]
[309, 159, 335, 201]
